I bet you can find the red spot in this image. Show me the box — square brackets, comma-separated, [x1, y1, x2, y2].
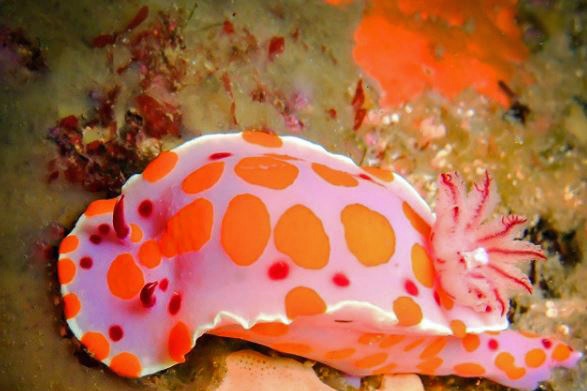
[542, 339, 552, 349]
[159, 278, 169, 291]
[209, 152, 232, 160]
[268, 36, 285, 61]
[80, 256, 93, 269]
[485, 306, 493, 313]
[89, 234, 102, 244]
[98, 224, 111, 235]
[433, 291, 441, 305]
[140, 282, 158, 308]
[223, 20, 235, 34]
[91, 33, 117, 48]
[327, 108, 337, 119]
[268, 261, 289, 280]
[138, 199, 153, 218]
[113, 195, 130, 239]
[168, 292, 182, 315]
[488, 339, 499, 350]
[404, 280, 419, 296]
[125, 6, 149, 32]
[332, 273, 350, 287]
[109, 325, 124, 341]
[358, 173, 373, 181]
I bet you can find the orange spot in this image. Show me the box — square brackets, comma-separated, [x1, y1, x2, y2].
[393, 296, 423, 327]
[221, 194, 270, 266]
[420, 337, 448, 359]
[138, 240, 161, 269]
[525, 348, 546, 368]
[251, 322, 289, 337]
[450, 320, 467, 338]
[411, 243, 434, 288]
[81, 332, 110, 360]
[110, 352, 142, 378]
[519, 330, 540, 338]
[404, 338, 425, 352]
[285, 286, 326, 319]
[143, 151, 178, 183]
[417, 357, 444, 375]
[325, 348, 356, 360]
[168, 321, 192, 363]
[59, 235, 79, 254]
[352, 1, 528, 107]
[234, 156, 298, 190]
[403, 202, 431, 238]
[63, 293, 81, 319]
[107, 253, 145, 299]
[453, 362, 486, 377]
[341, 204, 395, 267]
[272, 342, 312, 356]
[182, 161, 224, 194]
[58, 258, 76, 285]
[263, 153, 299, 160]
[242, 130, 283, 148]
[354, 352, 388, 369]
[311, 162, 358, 187]
[158, 198, 213, 257]
[373, 362, 398, 374]
[462, 334, 480, 352]
[210, 325, 250, 339]
[358, 333, 384, 345]
[552, 344, 572, 362]
[436, 284, 454, 310]
[84, 198, 117, 217]
[495, 352, 527, 380]
[274, 204, 330, 269]
[361, 166, 394, 182]
[130, 223, 143, 243]
[379, 334, 405, 348]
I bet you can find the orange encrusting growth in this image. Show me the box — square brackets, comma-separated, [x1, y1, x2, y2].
[344, 0, 529, 107]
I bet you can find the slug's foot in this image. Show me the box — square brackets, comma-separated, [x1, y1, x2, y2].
[431, 172, 546, 315]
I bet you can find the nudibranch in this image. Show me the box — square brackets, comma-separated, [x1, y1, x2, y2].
[58, 131, 580, 389]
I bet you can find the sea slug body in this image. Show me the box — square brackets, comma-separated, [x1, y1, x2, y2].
[58, 131, 581, 389]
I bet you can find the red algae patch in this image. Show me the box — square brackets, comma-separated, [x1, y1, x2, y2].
[344, 0, 528, 107]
